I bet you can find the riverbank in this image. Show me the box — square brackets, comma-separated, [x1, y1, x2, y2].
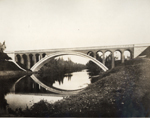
[21, 57, 150, 117]
[0, 71, 33, 79]
[0, 60, 34, 79]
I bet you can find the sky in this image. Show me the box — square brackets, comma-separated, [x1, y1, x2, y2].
[0, 0, 150, 51]
[55, 55, 90, 64]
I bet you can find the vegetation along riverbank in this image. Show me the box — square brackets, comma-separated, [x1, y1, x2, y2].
[17, 57, 150, 117]
[0, 60, 33, 79]
[37, 57, 86, 87]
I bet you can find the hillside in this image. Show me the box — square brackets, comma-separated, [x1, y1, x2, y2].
[0, 52, 22, 71]
[0, 61, 22, 71]
[21, 58, 150, 117]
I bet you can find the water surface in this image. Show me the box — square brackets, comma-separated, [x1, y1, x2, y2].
[1, 69, 91, 112]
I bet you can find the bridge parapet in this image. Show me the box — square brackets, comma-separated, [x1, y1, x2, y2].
[13, 44, 134, 53]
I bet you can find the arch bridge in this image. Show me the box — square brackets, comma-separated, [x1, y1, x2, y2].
[12, 44, 136, 70]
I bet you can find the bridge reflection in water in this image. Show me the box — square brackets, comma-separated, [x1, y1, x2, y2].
[6, 75, 63, 110]
[5, 69, 91, 110]
[10, 69, 91, 94]
[10, 76, 50, 94]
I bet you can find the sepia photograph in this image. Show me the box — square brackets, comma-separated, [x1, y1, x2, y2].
[0, 0, 150, 117]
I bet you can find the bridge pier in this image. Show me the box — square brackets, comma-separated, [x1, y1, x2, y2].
[20, 54, 24, 65]
[102, 52, 105, 65]
[27, 55, 31, 69]
[121, 52, 125, 63]
[15, 56, 18, 63]
[111, 52, 115, 69]
[33, 54, 36, 67]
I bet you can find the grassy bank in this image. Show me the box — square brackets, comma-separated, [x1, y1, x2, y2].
[20, 58, 150, 117]
[0, 61, 32, 79]
[0, 61, 22, 71]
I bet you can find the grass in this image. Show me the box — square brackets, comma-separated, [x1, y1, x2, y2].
[21, 57, 150, 117]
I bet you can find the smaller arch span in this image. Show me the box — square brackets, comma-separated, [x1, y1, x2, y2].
[87, 51, 94, 57]
[124, 50, 132, 60]
[114, 50, 122, 60]
[30, 51, 108, 94]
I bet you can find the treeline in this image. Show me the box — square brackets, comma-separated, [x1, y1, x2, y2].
[38, 57, 86, 86]
[37, 57, 107, 86]
[86, 61, 104, 78]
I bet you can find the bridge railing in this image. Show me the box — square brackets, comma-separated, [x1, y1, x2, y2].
[7, 44, 134, 54]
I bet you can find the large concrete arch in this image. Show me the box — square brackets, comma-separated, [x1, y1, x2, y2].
[30, 51, 108, 95]
[31, 51, 108, 71]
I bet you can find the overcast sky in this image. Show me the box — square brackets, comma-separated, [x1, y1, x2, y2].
[0, 0, 150, 51]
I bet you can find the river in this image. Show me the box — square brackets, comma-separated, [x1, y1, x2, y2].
[0, 69, 90, 114]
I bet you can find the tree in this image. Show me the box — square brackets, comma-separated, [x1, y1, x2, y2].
[0, 41, 11, 61]
[0, 41, 6, 53]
